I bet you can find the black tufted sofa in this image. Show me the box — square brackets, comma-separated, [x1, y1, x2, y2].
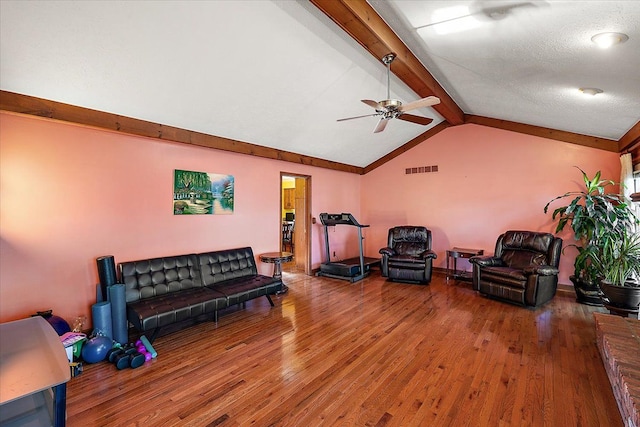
[119, 247, 282, 342]
[469, 231, 562, 308]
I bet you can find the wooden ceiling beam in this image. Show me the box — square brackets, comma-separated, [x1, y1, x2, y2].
[0, 90, 365, 174]
[309, 0, 464, 126]
[465, 115, 619, 152]
[618, 121, 640, 153]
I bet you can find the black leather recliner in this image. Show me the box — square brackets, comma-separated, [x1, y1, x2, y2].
[469, 230, 562, 307]
[379, 226, 437, 284]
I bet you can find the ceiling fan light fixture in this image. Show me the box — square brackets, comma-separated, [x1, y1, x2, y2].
[579, 87, 603, 96]
[591, 32, 629, 49]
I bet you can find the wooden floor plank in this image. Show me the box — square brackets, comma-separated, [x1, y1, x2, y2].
[66, 270, 622, 426]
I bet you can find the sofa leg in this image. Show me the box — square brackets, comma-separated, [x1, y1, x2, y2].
[265, 294, 275, 307]
[148, 328, 159, 344]
[213, 311, 218, 323]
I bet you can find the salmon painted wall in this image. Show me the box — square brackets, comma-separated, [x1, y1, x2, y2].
[0, 114, 622, 327]
[0, 113, 362, 325]
[360, 124, 621, 285]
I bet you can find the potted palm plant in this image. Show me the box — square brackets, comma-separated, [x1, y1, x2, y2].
[592, 228, 640, 310]
[544, 168, 639, 305]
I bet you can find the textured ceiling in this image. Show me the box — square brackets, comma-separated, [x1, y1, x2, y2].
[371, 0, 640, 140]
[1, 1, 638, 169]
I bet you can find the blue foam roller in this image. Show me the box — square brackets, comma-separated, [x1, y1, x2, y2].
[140, 335, 157, 358]
[91, 301, 112, 339]
[109, 283, 128, 345]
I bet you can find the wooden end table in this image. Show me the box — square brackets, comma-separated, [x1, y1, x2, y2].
[259, 251, 293, 294]
[446, 247, 484, 282]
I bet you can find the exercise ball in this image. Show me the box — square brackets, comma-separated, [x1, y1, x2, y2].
[47, 315, 71, 335]
[34, 310, 71, 336]
[81, 336, 112, 363]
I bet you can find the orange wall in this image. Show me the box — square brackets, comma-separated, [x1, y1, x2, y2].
[0, 113, 362, 325]
[361, 124, 620, 285]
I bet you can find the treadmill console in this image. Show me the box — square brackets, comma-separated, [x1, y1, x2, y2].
[319, 213, 368, 228]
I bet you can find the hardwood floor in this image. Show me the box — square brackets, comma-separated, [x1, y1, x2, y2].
[66, 270, 622, 426]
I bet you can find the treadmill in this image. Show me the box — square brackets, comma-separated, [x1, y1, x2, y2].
[316, 213, 380, 283]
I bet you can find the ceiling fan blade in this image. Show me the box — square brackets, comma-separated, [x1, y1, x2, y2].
[373, 118, 390, 133]
[397, 114, 433, 126]
[361, 99, 383, 110]
[398, 96, 440, 112]
[337, 113, 380, 122]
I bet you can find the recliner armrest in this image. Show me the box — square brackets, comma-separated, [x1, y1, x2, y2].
[421, 249, 437, 260]
[522, 265, 559, 276]
[379, 247, 395, 256]
[469, 256, 503, 267]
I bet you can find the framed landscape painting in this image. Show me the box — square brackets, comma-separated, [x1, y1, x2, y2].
[173, 169, 234, 215]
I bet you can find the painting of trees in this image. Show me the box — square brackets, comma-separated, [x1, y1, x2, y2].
[173, 169, 234, 215]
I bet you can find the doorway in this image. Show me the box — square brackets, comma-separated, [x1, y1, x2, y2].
[281, 173, 311, 275]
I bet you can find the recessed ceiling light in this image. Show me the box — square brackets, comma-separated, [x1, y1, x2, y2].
[591, 32, 629, 49]
[579, 87, 603, 96]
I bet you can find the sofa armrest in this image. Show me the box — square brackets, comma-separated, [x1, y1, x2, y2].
[379, 247, 396, 256]
[523, 265, 559, 276]
[469, 256, 503, 267]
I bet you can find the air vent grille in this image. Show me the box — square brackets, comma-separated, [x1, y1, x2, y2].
[405, 165, 438, 175]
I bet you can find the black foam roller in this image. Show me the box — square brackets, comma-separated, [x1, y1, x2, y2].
[96, 283, 103, 303]
[97, 255, 117, 300]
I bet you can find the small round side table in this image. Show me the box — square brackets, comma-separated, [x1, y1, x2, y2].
[259, 251, 293, 294]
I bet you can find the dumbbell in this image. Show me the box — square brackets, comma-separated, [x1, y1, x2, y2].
[135, 339, 153, 362]
[106, 344, 145, 369]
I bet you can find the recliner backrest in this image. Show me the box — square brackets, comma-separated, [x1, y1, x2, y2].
[495, 230, 560, 269]
[389, 226, 431, 256]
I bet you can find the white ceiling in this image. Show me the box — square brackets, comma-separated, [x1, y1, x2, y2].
[372, 0, 640, 140]
[1, 1, 639, 168]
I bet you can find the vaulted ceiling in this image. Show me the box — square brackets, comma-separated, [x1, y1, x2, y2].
[1, 1, 639, 173]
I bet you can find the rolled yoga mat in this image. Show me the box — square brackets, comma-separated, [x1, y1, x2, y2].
[108, 283, 128, 345]
[91, 301, 113, 339]
[96, 255, 117, 301]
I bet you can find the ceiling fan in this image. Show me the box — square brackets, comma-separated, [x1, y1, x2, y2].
[337, 53, 440, 133]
